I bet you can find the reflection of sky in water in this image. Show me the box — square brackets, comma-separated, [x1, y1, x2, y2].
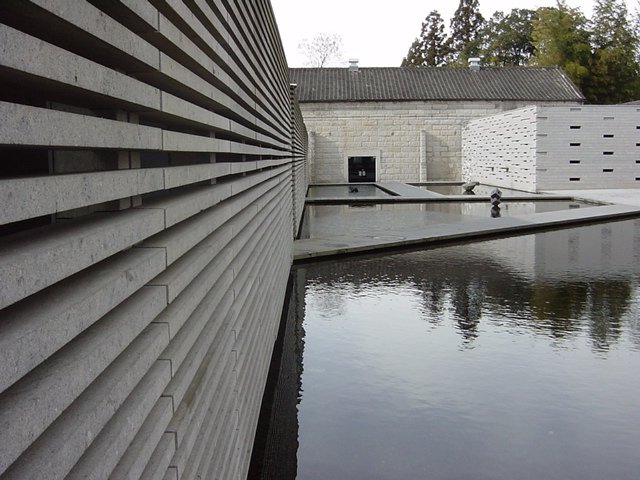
[293, 220, 640, 480]
[300, 202, 594, 239]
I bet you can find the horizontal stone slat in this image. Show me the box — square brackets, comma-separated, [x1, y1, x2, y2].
[0, 247, 165, 394]
[0, 168, 164, 225]
[3, 323, 170, 479]
[0, 286, 166, 475]
[65, 360, 172, 480]
[0, 208, 165, 309]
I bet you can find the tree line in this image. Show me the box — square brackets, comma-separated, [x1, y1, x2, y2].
[401, 0, 640, 104]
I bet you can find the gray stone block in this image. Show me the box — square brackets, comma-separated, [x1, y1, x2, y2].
[0, 24, 161, 113]
[0, 286, 166, 475]
[140, 176, 279, 265]
[0, 102, 162, 150]
[181, 359, 236, 479]
[66, 360, 171, 480]
[139, 433, 176, 480]
[0, 247, 165, 394]
[172, 354, 236, 479]
[161, 290, 234, 414]
[107, 396, 173, 480]
[0, 208, 165, 309]
[0, 168, 164, 225]
[162, 163, 232, 190]
[149, 231, 234, 303]
[141, 183, 233, 228]
[1, 322, 169, 479]
[160, 91, 231, 134]
[25, 0, 160, 69]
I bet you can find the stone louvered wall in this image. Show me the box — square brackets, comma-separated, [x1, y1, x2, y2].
[461, 106, 538, 191]
[290, 86, 308, 236]
[0, 1, 306, 479]
[463, 105, 640, 192]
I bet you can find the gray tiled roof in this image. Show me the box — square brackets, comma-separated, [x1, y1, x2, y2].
[289, 66, 585, 103]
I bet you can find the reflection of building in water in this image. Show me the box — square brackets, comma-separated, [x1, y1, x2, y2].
[472, 217, 640, 280]
[250, 220, 640, 477]
[249, 269, 307, 480]
[296, 220, 640, 351]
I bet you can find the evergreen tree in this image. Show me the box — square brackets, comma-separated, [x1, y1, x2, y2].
[449, 0, 485, 65]
[584, 0, 640, 103]
[402, 11, 450, 67]
[482, 9, 536, 66]
[422, 10, 450, 66]
[531, 1, 591, 88]
[401, 38, 425, 66]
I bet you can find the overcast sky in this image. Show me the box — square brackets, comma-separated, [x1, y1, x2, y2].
[271, 0, 597, 67]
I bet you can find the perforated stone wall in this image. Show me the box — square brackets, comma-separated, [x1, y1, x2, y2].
[536, 105, 640, 190]
[463, 105, 640, 192]
[462, 106, 538, 191]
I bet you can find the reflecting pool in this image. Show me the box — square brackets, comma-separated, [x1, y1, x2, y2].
[251, 219, 640, 480]
[300, 201, 592, 240]
[414, 184, 540, 196]
[307, 185, 392, 198]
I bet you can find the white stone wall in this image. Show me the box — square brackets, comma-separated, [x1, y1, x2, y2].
[462, 106, 538, 191]
[300, 100, 573, 183]
[463, 105, 640, 191]
[536, 105, 640, 190]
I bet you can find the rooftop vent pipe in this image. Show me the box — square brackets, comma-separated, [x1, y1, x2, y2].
[349, 58, 359, 72]
[468, 57, 481, 71]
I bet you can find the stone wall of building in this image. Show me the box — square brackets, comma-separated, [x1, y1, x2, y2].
[462, 105, 640, 192]
[536, 105, 640, 190]
[0, 1, 306, 479]
[300, 100, 573, 183]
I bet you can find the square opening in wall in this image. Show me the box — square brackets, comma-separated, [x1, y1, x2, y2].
[348, 156, 376, 182]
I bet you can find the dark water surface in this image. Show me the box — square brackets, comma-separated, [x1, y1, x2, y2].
[307, 185, 392, 198]
[252, 219, 640, 480]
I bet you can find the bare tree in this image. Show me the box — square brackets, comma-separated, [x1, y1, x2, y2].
[298, 33, 344, 67]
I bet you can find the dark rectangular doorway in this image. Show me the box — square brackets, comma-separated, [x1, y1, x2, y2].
[348, 156, 376, 182]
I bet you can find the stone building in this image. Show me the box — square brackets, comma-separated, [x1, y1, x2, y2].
[290, 63, 584, 183]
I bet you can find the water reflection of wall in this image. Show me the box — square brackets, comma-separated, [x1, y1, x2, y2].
[251, 220, 640, 478]
[249, 269, 307, 480]
[471, 217, 640, 280]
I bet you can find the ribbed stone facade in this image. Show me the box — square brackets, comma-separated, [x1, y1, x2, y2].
[0, 1, 307, 479]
